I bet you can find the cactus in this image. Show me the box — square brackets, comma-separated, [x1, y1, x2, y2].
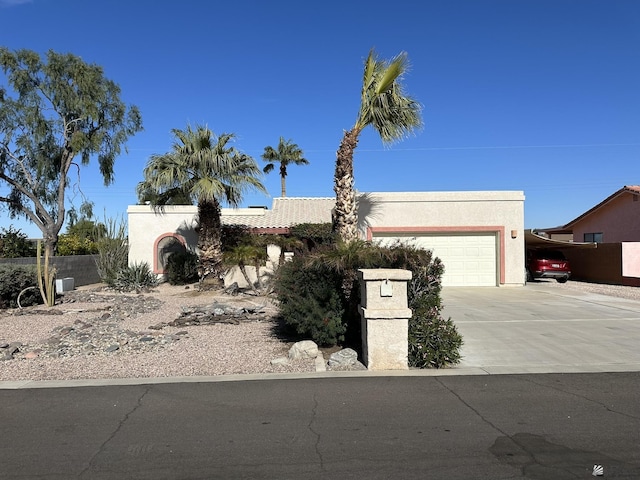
[36, 240, 56, 307]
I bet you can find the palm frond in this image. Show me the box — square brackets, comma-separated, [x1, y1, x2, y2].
[375, 52, 408, 95]
[354, 49, 422, 143]
[140, 125, 265, 208]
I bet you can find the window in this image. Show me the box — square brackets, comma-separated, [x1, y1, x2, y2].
[584, 232, 603, 243]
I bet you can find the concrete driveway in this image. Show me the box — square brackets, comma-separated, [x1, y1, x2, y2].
[441, 282, 640, 375]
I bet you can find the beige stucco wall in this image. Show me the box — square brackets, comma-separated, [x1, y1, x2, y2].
[358, 191, 525, 286]
[128, 191, 525, 286]
[127, 205, 281, 285]
[128, 205, 199, 273]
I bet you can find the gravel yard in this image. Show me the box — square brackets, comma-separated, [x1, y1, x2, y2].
[2, 279, 638, 383]
[533, 278, 640, 301]
[0, 283, 316, 382]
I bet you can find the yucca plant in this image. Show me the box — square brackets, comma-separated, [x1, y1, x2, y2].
[113, 262, 158, 293]
[95, 216, 129, 286]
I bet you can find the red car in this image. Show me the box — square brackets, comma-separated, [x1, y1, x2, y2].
[526, 249, 571, 283]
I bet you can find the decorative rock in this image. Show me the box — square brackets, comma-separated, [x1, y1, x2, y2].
[0, 293, 178, 361]
[0, 290, 263, 362]
[288, 340, 319, 360]
[270, 356, 289, 366]
[1, 343, 19, 361]
[24, 351, 39, 359]
[224, 282, 239, 296]
[328, 348, 358, 368]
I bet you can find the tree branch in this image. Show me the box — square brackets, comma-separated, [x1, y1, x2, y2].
[0, 193, 46, 232]
[0, 169, 54, 231]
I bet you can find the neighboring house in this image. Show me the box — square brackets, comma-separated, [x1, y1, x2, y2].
[535, 186, 640, 286]
[127, 191, 525, 287]
[537, 186, 640, 243]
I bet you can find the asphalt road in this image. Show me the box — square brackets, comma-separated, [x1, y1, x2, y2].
[2, 372, 639, 479]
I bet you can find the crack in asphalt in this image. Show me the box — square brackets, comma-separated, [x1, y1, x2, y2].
[307, 392, 325, 471]
[434, 377, 509, 437]
[77, 386, 151, 478]
[524, 377, 640, 421]
[435, 378, 583, 479]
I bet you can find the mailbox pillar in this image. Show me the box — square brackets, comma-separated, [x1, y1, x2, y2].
[358, 269, 412, 370]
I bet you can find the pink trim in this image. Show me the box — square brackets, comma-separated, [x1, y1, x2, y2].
[367, 226, 506, 285]
[249, 227, 290, 235]
[153, 233, 187, 274]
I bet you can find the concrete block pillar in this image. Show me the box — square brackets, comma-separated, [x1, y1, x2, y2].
[358, 269, 412, 370]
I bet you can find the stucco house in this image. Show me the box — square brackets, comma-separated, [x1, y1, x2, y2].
[127, 191, 526, 287]
[534, 186, 640, 285]
[538, 186, 640, 243]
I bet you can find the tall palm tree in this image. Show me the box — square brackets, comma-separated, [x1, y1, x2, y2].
[137, 124, 266, 287]
[334, 49, 423, 243]
[262, 137, 309, 197]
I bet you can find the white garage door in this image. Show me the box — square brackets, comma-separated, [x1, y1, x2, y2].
[374, 233, 497, 287]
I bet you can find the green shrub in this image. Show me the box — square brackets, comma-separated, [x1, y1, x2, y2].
[408, 297, 463, 368]
[0, 265, 41, 309]
[274, 258, 346, 346]
[0, 226, 36, 258]
[65, 218, 107, 242]
[221, 225, 253, 251]
[289, 223, 335, 252]
[57, 233, 99, 255]
[272, 240, 463, 368]
[114, 262, 158, 292]
[166, 250, 199, 285]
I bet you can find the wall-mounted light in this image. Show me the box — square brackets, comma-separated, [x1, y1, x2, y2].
[511, 230, 518, 239]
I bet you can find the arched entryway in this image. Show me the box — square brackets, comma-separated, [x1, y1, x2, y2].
[154, 234, 187, 274]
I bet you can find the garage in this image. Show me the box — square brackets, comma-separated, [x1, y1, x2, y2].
[373, 233, 498, 287]
[130, 191, 525, 287]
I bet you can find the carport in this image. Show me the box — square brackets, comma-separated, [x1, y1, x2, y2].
[525, 229, 596, 251]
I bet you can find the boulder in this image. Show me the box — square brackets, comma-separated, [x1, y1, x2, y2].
[270, 356, 289, 366]
[288, 340, 319, 360]
[328, 348, 358, 368]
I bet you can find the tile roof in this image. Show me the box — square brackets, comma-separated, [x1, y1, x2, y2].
[221, 197, 334, 229]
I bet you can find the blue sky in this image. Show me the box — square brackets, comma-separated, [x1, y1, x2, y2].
[1, 0, 639, 238]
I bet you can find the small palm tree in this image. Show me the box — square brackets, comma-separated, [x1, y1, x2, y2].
[137, 125, 266, 287]
[223, 243, 267, 292]
[334, 49, 422, 243]
[262, 137, 309, 197]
